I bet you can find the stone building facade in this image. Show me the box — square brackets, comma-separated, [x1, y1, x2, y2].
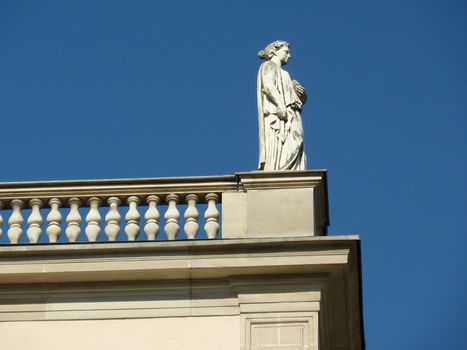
[0, 171, 364, 349]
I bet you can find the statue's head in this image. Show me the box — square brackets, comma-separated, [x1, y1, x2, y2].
[258, 40, 290, 65]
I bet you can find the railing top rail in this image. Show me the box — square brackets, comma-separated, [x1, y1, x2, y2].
[0, 174, 238, 188]
[0, 170, 327, 206]
[0, 175, 237, 205]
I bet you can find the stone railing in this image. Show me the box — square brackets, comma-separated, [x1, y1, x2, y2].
[0, 171, 328, 245]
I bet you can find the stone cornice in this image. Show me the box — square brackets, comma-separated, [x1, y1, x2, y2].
[0, 235, 357, 257]
[236, 170, 327, 190]
[0, 236, 358, 284]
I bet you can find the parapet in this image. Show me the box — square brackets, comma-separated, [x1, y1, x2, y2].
[0, 170, 328, 244]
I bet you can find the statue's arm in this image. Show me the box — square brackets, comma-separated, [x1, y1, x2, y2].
[261, 63, 287, 120]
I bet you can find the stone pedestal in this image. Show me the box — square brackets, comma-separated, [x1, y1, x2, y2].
[222, 171, 329, 239]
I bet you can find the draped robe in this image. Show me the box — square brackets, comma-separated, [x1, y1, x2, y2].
[257, 60, 307, 170]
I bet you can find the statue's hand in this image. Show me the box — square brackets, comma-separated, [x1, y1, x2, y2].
[292, 80, 304, 90]
[277, 107, 287, 121]
[295, 85, 306, 95]
[293, 80, 307, 104]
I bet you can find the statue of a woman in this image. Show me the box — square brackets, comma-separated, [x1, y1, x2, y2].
[257, 40, 308, 170]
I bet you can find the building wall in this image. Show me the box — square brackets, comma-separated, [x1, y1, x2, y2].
[0, 237, 363, 350]
[0, 316, 240, 350]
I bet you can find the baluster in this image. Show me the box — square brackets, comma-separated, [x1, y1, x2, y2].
[105, 197, 121, 241]
[27, 199, 44, 243]
[144, 195, 160, 240]
[0, 201, 3, 240]
[204, 193, 220, 239]
[125, 196, 141, 241]
[85, 197, 102, 242]
[164, 194, 180, 240]
[184, 194, 199, 239]
[66, 198, 82, 242]
[8, 199, 25, 244]
[46, 198, 62, 243]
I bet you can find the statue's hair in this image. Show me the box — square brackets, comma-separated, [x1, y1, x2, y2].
[258, 40, 289, 60]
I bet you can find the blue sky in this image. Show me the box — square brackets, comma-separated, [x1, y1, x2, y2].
[1, 0, 466, 348]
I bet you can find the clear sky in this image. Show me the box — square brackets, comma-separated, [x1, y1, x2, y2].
[1, 0, 466, 348]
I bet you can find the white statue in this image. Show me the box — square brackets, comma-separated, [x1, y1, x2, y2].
[257, 40, 308, 171]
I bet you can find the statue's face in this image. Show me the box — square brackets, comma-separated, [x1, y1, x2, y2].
[275, 46, 291, 65]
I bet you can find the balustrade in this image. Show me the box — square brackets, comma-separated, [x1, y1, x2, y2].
[0, 171, 329, 245]
[0, 176, 228, 244]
